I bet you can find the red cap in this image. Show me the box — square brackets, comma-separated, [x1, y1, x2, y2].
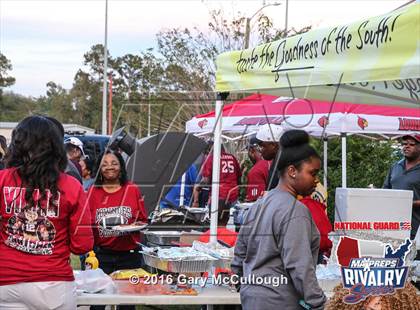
[402, 134, 420, 143]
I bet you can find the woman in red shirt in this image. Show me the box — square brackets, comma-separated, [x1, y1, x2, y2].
[0, 116, 93, 309]
[88, 150, 147, 307]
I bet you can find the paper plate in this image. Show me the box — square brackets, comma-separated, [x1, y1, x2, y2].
[112, 223, 148, 232]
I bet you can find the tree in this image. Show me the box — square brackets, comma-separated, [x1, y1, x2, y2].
[70, 70, 102, 131]
[65, 10, 298, 134]
[156, 10, 312, 91]
[0, 53, 16, 98]
[0, 92, 37, 121]
[68, 45, 116, 131]
[140, 10, 311, 134]
[23, 10, 312, 133]
[37, 81, 74, 123]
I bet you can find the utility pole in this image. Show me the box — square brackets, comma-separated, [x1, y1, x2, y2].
[285, 0, 289, 34]
[101, 0, 109, 134]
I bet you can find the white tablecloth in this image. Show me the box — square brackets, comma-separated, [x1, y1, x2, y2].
[77, 285, 239, 305]
[77, 280, 343, 306]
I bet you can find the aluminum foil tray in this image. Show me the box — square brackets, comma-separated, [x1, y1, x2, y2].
[144, 231, 182, 246]
[142, 252, 215, 273]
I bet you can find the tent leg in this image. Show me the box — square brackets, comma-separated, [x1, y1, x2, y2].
[210, 92, 228, 244]
[323, 138, 328, 191]
[179, 173, 186, 207]
[341, 133, 347, 188]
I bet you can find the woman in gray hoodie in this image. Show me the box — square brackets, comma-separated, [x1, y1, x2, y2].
[232, 130, 327, 310]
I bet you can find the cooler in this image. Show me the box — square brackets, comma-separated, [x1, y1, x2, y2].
[334, 188, 413, 240]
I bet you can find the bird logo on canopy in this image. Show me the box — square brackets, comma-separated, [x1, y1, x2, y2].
[357, 116, 369, 130]
[317, 116, 329, 128]
[198, 119, 208, 129]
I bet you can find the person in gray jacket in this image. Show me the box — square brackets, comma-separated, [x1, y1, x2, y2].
[232, 130, 327, 310]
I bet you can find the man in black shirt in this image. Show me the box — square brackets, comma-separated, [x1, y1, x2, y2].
[384, 134, 420, 240]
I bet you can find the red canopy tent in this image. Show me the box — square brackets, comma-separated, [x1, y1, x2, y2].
[186, 94, 420, 188]
[186, 94, 420, 138]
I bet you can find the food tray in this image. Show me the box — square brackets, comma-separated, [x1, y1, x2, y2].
[144, 230, 202, 246]
[142, 252, 215, 273]
[112, 223, 148, 232]
[144, 231, 182, 246]
[191, 241, 234, 266]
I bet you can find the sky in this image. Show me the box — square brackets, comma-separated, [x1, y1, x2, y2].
[0, 0, 407, 97]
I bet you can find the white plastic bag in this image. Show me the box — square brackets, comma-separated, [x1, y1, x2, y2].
[316, 262, 342, 280]
[74, 269, 116, 294]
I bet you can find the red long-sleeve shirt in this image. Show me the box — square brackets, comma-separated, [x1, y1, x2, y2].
[300, 197, 333, 256]
[201, 151, 241, 203]
[88, 182, 147, 251]
[246, 159, 270, 202]
[0, 168, 93, 286]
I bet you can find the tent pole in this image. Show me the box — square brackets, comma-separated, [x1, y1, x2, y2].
[323, 138, 328, 191]
[341, 133, 347, 188]
[179, 173, 186, 207]
[210, 92, 228, 244]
